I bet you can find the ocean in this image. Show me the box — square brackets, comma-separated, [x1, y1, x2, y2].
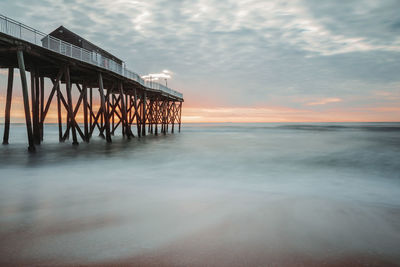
[0, 122, 399, 266]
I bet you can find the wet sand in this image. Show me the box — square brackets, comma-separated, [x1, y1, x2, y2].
[1, 196, 399, 266]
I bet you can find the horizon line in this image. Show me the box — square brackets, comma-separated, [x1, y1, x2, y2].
[1, 121, 399, 125]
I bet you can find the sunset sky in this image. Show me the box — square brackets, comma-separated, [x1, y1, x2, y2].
[1, 0, 400, 122]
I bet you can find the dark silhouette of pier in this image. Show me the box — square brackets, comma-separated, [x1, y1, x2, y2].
[0, 15, 183, 151]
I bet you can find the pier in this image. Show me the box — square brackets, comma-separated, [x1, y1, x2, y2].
[0, 15, 183, 151]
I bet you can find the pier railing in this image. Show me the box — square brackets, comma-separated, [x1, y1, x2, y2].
[0, 14, 183, 99]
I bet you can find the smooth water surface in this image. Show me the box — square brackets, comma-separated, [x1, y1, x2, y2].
[0, 123, 399, 266]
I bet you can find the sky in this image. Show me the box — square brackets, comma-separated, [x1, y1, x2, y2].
[1, 0, 400, 122]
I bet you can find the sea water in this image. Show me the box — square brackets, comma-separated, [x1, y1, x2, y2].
[0, 123, 399, 265]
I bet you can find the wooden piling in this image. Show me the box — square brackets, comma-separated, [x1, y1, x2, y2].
[16, 50, 35, 151]
[127, 94, 131, 134]
[124, 93, 128, 136]
[89, 87, 93, 139]
[40, 76, 44, 140]
[100, 91, 104, 136]
[83, 83, 89, 142]
[119, 82, 131, 138]
[133, 89, 141, 137]
[166, 101, 172, 133]
[154, 98, 158, 135]
[98, 72, 111, 143]
[2, 68, 14, 145]
[179, 101, 182, 132]
[65, 66, 78, 145]
[56, 78, 63, 142]
[171, 102, 175, 133]
[162, 100, 166, 135]
[34, 68, 41, 144]
[142, 91, 146, 136]
[111, 93, 115, 135]
[30, 69, 39, 144]
[30, 69, 35, 123]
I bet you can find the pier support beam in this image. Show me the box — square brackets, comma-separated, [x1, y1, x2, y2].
[154, 98, 159, 135]
[119, 82, 132, 138]
[166, 101, 172, 133]
[1, 50, 182, 149]
[89, 87, 93, 139]
[16, 50, 35, 151]
[65, 66, 78, 145]
[30, 68, 40, 145]
[83, 83, 89, 142]
[142, 91, 146, 136]
[162, 100, 167, 135]
[111, 93, 115, 135]
[34, 68, 41, 144]
[40, 76, 44, 140]
[179, 101, 182, 132]
[2, 68, 14, 145]
[133, 89, 140, 137]
[56, 78, 63, 142]
[98, 72, 111, 143]
[171, 101, 175, 134]
[41, 69, 62, 140]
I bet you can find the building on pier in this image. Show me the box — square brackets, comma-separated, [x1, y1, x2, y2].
[42, 26, 123, 67]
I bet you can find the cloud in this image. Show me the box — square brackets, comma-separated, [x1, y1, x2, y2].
[306, 98, 342, 106]
[142, 70, 173, 81]
[1, 0, 399, 122]
[374, 90, 400, 100]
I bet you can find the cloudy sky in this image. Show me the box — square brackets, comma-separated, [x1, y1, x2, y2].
[1, 0, 400, 122]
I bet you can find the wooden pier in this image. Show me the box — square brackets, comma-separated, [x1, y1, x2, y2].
[0, 15, 183, 151]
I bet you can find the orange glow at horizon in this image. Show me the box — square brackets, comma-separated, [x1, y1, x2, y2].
[181, 106, 400, 123]
[1, 95, 399, 124]
[0, 88, 400, 123]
